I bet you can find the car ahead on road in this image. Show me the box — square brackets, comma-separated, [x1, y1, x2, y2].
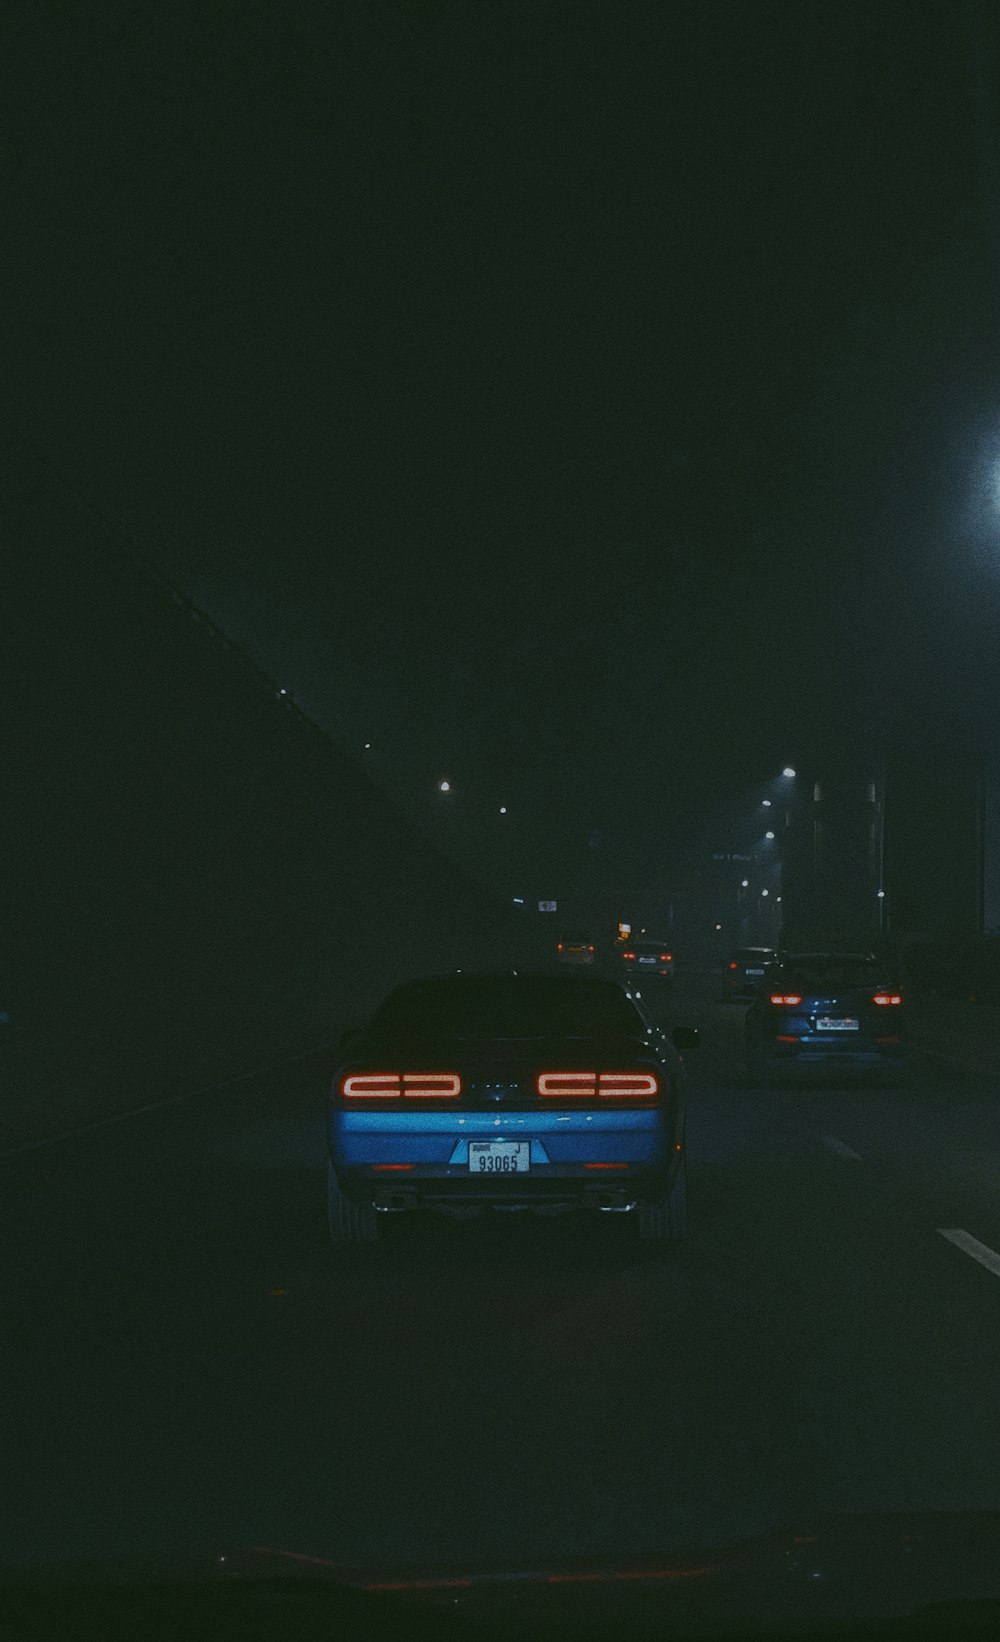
[744, 951, 906, 1084]
[328, 972, 698, 1244]
[723, 946, 776, 999]
[555, 930, 597, 965]
[620, 940, 675, 983]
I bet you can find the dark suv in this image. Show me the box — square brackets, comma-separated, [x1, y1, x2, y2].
[744, 952, 905, 1084]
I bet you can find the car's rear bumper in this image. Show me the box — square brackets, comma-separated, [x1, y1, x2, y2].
[758, 1038, 906, 1072]
[329, 1107, 679, 1208]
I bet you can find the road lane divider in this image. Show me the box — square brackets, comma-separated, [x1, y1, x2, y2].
[938, 1228, 1000, 1278]
[823, 1135, 861, 1160]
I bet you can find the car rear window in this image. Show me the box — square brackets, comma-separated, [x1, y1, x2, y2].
[370, 977, 644, 1039]
[779, 958, 883, 989]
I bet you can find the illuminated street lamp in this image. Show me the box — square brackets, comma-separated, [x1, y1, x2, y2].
[499, 806, 507, 814]
[438, 779, 451, 793]
[764, 830, 775, 840]
[741, 879, 749, 888]
[761, 888, 769, 897]
[782, 766, 796, 779]
[761, 799, 772, 808]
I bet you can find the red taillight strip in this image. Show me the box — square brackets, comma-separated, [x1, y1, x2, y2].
[598, 1073, 659, 1098]
[341, 1073, 462, 1099]
[402, 1073, 461, 1098]
[341, 1074, 400, 1098]
[770, 994, 802, 1006]
[536, 1072, 659, 1099]
[537, 1072, 597, 1096]
[873, 993, 902, 1006]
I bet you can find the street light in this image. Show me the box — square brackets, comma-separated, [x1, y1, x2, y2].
[762, 799, 772, 808]
[761, 888, 769, 897]
[364, 742, 372, 750]
[877, 889, 885, 899]
[499, 806, 507, 814]
[741, 879, 749, 888]
[782, 766, 796, 779]
[764, 830, 775, 840]
[438, 779, 451, 793]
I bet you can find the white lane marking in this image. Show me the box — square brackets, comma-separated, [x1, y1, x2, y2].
[823, 1135, 861, 1160]
[938, 1229, 1000, 1279]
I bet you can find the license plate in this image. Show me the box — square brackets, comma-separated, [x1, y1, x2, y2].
[469, 1141, 530, 1175]
[746, 968, 764, 976]
[816, 1017, 859, 1032]
[639, 956, 656, 964]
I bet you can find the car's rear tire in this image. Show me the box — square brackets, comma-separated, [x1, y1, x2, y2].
[327, 1160, 379, 1243]
[639, 1154, 688, 1242]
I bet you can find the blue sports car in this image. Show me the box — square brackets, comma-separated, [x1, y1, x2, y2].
[328, 972, 697, 1244]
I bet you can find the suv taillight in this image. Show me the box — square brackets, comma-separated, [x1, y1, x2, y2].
[769, 994, 802, 1006]
[872, 993, 902, 1006]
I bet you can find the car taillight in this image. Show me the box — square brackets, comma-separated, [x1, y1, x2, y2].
[770, 994, 802, 1006]
[597, 1073, 659, 1099]
[340, 1073, 461, 1100]
[660, 953, 671, 962]
[622, 951, 636, 960]
[556, 942, 564, 952]
[536, 1071, 660, 1100]
[588, 944, 595, 953]
[729, 962, 738, 970]
[872, 993, 902, 1006]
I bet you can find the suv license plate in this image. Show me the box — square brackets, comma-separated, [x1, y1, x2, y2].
[816, 1017, 859, 1031]
[469, 1141, 530, 1174]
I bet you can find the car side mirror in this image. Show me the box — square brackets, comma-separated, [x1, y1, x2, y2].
[672, 1026, 700, 1053]
[338, 1027, 363, 1054]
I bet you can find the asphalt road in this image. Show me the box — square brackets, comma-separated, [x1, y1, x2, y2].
[5, 971, 1000, 1577]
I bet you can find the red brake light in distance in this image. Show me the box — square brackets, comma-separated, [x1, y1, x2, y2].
[872, 993, 902, 1006]
[769, 994, 803, 1007]
[660, 953, 671, 962]
[622, 951, 636, 960]
[556, 942, 564, 952]
[729, 962, 738, 970]
[588, 944, 595, 953]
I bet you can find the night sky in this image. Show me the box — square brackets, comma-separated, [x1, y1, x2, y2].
[6, 2, 1000, 891]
